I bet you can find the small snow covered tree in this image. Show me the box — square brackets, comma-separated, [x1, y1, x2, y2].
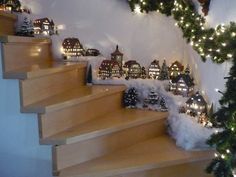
[123, 88, 138, 108]
[146, 88, 159, 105]
[141, 67, 147, 79]
[160, 97, 168, 111]
[159, 60, 169, 80]
[16, 17, 34, 37]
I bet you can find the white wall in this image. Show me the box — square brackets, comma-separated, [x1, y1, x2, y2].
[22, 0, 187, 67]
[0, 45, 53, 177]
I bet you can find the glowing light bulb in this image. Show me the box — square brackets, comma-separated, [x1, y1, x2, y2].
[221, 154, 225, 159]
[226, 149, 230, 154]
[134, 5, 141, 14]
[222, 43, 227, 47]
[214, 153, 218, 157]
[227, 54, 233, 58]
[232, 32, 236, 37]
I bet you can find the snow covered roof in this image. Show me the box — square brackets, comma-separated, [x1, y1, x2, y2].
[171, 74, 194, 87]
[149, 60, 160, 68]
[186, 92, 207, 106]
[99, 60, 120, 70]
[169, 61, 184, 71]
[34, 18, 54, 27]
[62, 38, 83, 49]
[124, 60, 141, 68]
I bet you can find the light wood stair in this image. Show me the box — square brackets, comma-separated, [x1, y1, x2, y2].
[58, 135, 214, 177]
[0, 11, 17, 35]
[0, 13, 213, 177]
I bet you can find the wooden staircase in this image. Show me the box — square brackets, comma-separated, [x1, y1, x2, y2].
[0, 12, 213, 177]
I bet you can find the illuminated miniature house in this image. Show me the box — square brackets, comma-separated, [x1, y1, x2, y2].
[62, 38, 85, 59]
[34, 18, 55, 36]
[170, 73, 194, 97]
[86, 49, 100, 56]
[148, 60, 161, 79]
[186, 92, 207, 116]
[98, 60, 121, 80]
[123, 60, 142, 79]
[169, 60, 184, 79]
[0, 0, 21, 12]
[111, 45, 123, 67]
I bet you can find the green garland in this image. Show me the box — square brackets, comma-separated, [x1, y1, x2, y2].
[127, 0, 236, 177]
[128, 0, 236, 63]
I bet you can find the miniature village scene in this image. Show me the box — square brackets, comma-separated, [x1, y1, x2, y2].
[2, 1, 213, 130]
[79, 44, 212, 128]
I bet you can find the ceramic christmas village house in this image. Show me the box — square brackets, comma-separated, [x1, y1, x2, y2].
[169, 60, 184, 79]
[111, 45, 123, 67]
[0, 0, 20, 12]
[33, 18, 55, 36]
[185, 91, 207, 116]
[148, 60, 161, 79]
[98, 60, 121, 79]
[62, 38, 85, 59]
[123, 60, 142, 79]
[169, 67, 194, 97]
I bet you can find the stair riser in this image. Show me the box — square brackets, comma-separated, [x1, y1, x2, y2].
[2, 42, 52, 73]
[0, 12, 16, 36]
[111, 160, 212, 177]
[20, 68, 86, 107]
[53, 118, 166, 172]
[39, 92, 124, 139]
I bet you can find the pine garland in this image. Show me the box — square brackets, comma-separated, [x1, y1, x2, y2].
[128, 0, 236, 63]
[127, 0, 236, 176]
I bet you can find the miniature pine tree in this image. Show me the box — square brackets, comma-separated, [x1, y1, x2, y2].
[159, 60, 169, 80]
[17, 17, 34, 37]
[160, 97, 168, 111]
[147, 88, 159, 105]
[123, 88, 138, 108]
[141, 67, 147, 79]
[87, 65, 92, 85]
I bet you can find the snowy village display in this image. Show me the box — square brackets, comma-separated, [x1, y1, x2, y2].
[85, 49, 100, 56]
[185, 91, 207, 117]
[148, 60, 161, 79]
[123, 87, 138, 108]
[169, 60, 184, 79]
[62, 38, 85, 59]
[111, 45, 123, 67]
[33, 18, 56, 36]
[98, 60, 121, 80]
[16, 17, 34, 37]
[169, 66, 194, 97]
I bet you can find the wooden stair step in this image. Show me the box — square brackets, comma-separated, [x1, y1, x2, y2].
[1, 35, 52, 74]
[0, 12, 17, 35]
[0, 35, 51, 43]
[59, 135, 214, 177]
[4, 61, 86, 79]
[22, 85, 126, 113]
[41, 109, 168, 145]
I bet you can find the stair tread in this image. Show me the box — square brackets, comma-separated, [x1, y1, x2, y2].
[23, 85, 126, 113]
[59, 135, 214, 177]
[0, 35, 51, 43]
[4, 61, 86, 79]
[41, 109, 168, 145]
